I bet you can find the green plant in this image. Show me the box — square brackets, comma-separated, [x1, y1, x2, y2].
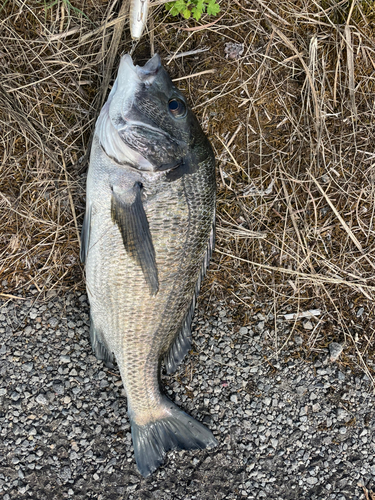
[165, 0, 220, 21]
[37, 0, 92, 24]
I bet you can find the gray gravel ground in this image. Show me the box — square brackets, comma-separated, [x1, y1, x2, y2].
[1, 290, 375, 499]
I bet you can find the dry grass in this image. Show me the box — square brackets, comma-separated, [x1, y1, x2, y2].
[1, 0, 375, 379]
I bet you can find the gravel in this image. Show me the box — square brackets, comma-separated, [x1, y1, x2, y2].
[0, 291, 374, 499]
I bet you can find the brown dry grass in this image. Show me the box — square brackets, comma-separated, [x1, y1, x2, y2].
[1, 0, 375, 379]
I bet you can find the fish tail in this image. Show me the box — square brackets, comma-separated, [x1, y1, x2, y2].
[129, 397, 217, 477]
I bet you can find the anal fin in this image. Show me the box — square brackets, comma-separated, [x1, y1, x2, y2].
[90, 315, 114, 369]
[80, 202, 92, 264]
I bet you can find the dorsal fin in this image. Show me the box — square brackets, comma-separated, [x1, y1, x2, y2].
[164, 221, 215, 373]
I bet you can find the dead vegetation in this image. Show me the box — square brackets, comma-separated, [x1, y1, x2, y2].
[1, 0, 375, 379]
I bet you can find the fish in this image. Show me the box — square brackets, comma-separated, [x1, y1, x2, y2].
[80, 53, 217, 477]
[130, 0, 149, 40]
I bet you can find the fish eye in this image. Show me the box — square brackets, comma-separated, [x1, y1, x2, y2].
[168, 98, 186, 118]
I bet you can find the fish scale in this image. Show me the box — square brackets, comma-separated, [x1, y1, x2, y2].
[81, 53, 217, 477]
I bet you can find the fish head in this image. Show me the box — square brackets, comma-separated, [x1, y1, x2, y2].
[96, 54, 213, 177]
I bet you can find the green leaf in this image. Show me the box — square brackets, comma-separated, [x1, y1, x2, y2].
[169, 5, 179, 15]
[170, 0, 187, 14]
[206, 0, 220, 16]
[191, 6, 202, 20]
[165, 0, 219, 20]
[195, 0, 205, 10]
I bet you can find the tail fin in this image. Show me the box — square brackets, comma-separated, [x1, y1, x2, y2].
[129, 397, 217, 477]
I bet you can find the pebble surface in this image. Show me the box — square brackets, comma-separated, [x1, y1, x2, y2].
[0, 291, 374, 499]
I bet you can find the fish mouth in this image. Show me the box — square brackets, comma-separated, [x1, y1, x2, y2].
[118, 53, 162, 86]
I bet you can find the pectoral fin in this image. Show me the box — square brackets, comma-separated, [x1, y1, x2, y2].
[111, 182, 159, 295]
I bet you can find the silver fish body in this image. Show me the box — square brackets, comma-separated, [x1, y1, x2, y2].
[81, 54, 217, 476]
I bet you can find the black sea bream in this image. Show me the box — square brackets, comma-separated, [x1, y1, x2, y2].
[81, 54, 217, 476]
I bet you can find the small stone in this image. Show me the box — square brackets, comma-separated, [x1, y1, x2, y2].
[22, 363, 33, 372]
[59, 467, 72, 480]
[224, 42, 244, 60]
[306, 477, 318, 485]
[303, 321, 313, 330]
[329, 342, 344, 362]
[11, 392, 20, 401]
[356, 307, 364, 317]
[53, 381, 64, 395]
[337, 408, 348, 419]
[71, 442, 79, 452]
[0, 388, 7, 396]
[36, 394, 48, 405]
[230, 394, 238, 403]
[60, 355, 71, 364]
[49, 317, 59, 327]
[296, 386, 306, 396]
[239, 327, 248, 335]
[300, 406, 307, 416]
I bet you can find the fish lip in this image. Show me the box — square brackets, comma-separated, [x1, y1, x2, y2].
[136, 54, 161, 81]
[118, 53, 161, 85]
